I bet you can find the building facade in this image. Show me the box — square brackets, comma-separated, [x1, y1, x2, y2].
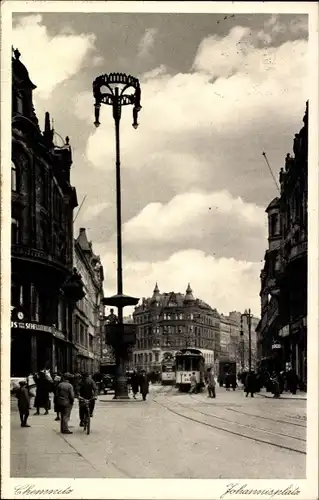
[219, 311, 258, 372]
[132, 284, 217, 373]
[72, 228, 105, 374]
[257, 102, 308, 387]
[11, 48, 84, 376]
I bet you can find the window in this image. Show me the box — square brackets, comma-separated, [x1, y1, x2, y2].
[11, 282, 22, 308]
[31, 284, 39, 322]
[11, 218, 19, 244]
[270, 213, 279, 237]
[11, 161, 18, 192]
[89, 334, 93, 351]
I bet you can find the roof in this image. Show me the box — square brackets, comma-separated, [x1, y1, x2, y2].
[265, 197, 280, 212]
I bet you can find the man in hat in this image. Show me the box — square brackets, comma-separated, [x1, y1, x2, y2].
[55, 373, 74, 434]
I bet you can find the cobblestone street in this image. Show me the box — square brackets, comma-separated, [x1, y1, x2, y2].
[11, 385, 306, 479]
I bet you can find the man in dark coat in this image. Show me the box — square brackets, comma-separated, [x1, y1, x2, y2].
[34, 371, 51, 415]
[130, 370, 139, 399]
[55, 373, 75, 434]
[139, 371, 149, 401]
[206, 368, 216, 398]
[286, 369, 299, 394]
[245, 371, 256, 398]
[231, 373, 237, 391]
[16, 381, 31, 427]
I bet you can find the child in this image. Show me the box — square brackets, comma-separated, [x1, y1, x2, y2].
[16, 381, 31, 427]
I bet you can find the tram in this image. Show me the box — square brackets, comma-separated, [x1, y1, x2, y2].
[161, 352, 176, 385]
[175, 348, 205, 392]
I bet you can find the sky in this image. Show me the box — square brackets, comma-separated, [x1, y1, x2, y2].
[12, 11, 309, 317]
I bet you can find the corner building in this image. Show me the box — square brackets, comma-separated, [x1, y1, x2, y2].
[11, 49, 83, 375]
[132, 284, 218, 373]
[257, 102, 308, 387]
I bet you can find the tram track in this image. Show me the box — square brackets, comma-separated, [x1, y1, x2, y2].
[224, 406, 307, 429]
[186, 397, 305, 442]
[189, 394, 307, 429]
[153, 392, 306, 455]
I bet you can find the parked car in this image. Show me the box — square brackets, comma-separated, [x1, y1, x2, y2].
[103, 375, 116, 394]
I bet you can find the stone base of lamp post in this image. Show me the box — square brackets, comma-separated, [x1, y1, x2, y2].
[105, 319, 137, 400]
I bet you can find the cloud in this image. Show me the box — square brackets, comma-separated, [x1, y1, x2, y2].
[11, 15, 309, 317]
[122, 189, 267, 255]
[84, 27, 307, 183]
[12, 15, 97, 99]
[81, 201, 110, 222]
[102, 249, 262, 317]
[137, 28, 158, 59]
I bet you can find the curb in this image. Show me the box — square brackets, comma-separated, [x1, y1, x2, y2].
[256, 392, 307, 401]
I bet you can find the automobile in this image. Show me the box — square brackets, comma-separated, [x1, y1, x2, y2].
[103, 375, 116, 394]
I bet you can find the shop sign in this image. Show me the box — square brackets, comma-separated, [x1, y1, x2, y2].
[272, 343, 282, 350]
[11, 320, 65, 340]
[11, 321, 54, 333]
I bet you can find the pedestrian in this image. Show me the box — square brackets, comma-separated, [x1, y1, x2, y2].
[271, 372, 281, 398]
[16, 381, 31, 427]
[206, 368, 216, 398]
[34, 370, 51, 415]
[245, 371, 256, 398]
[139, 370, 149, 401]
[286, 369, 299, 395]
[189, 372, 197, 394]
[225, 373, 231, 391]
[231, 373, 237, 391]
[53, 372, 62, 421]
[78, 372, 97, 426]
[130, 370, 139, 399]
[55, 373, 74, 434]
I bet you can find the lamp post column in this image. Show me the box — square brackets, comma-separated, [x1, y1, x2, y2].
[248, 309, 252, 372]
[93, 73, 141, 399]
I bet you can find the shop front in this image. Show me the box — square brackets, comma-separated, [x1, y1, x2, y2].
[11, 314, 68, 376]
[75, 345, 94, 374]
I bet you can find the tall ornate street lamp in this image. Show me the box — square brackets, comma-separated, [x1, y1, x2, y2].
[92, 73, 141, 399]
[240, 309, 253, 372]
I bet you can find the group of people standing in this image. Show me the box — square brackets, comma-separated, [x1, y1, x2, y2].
[15, 369, 98, 434]
[129, 370, 149, 401]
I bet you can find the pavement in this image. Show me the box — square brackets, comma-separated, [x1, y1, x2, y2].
[256, 389, 307, 400]
[10, 384, 306, 479]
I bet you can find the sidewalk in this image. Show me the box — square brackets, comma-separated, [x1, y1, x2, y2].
[256, 388, 307, 400]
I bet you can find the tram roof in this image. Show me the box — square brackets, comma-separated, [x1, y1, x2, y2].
[175, 348, 204, 357]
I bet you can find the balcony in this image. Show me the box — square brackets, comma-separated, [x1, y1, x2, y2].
[11, 244, 69, 273]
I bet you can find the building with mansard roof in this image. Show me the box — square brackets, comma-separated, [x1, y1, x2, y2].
[72, 228, 105, 374]
[11, 48, 84, 375]
[132, 283, 219, 373]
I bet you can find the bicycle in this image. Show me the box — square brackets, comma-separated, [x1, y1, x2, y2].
[79, 397, 94, 435]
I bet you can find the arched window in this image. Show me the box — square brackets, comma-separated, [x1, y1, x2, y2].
[11, 161, 18, 192]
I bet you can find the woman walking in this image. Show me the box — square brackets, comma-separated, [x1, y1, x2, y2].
[139, 371, 149, 401]
[130, 370, 139, 399]
[34, 370, 51, 415]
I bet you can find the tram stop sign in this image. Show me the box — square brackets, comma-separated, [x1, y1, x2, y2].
[105, 324, 136, 347]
